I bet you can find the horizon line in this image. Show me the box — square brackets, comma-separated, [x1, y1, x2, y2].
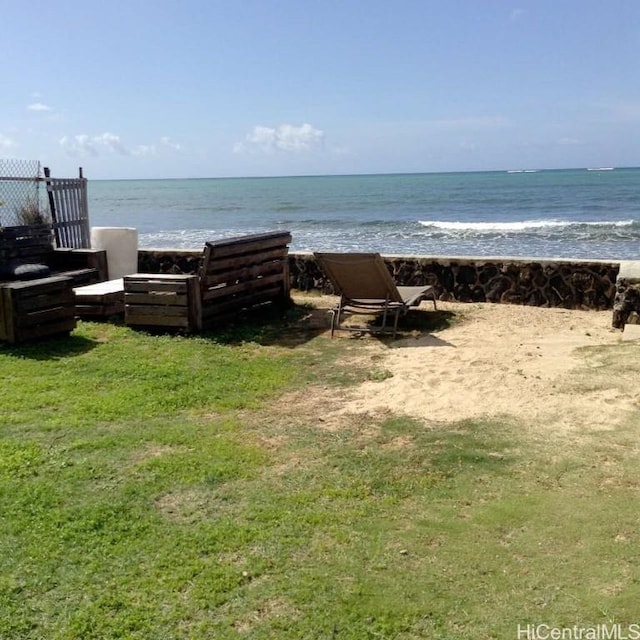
[89, 165, 639, 182]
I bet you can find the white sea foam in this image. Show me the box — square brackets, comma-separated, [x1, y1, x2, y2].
[418, 219, 635, 233]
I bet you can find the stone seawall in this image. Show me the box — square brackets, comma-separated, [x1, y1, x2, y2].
[138, 249, 203, 276]
[138, 249, 620, 311]
[612, 261, 640, 328]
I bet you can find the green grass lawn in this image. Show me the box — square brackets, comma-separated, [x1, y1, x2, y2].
[1, 309, 640, 639]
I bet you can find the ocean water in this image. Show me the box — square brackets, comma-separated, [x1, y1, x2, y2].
[87, 168, 640, 260]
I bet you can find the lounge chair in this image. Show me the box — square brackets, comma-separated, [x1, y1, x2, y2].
[314, 252, 437, 337]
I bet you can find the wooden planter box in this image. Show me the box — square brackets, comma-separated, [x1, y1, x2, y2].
[124, 274, 201, 330]
[0, 275, 76, 344]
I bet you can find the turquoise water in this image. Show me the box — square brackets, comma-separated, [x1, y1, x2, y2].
[88, 168, 640, 259]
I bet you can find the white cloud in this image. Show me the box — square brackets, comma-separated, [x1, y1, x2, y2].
[60, 132, 182, 158]
[160, 136, 181, 151]
[0, 134, 16, 150]
[60, 134, 99, 156]
[27, 102, 52, 112]
[60, 132, 128, 156]
[234, 123, 324, 154]
[131, 145, 156, 157]
[510, 9, 526, 22]
[95, 132, 129, 155]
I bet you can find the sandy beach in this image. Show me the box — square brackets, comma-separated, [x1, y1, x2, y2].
[296, 295, 638, 436]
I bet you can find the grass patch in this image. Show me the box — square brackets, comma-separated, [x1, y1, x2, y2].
[1, 310, 640, 638]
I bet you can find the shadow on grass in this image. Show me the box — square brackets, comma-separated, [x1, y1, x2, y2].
[126, 300, 329, 348]
[114, 299, 460, 349]
[203, 303, 459, 347]
[0, 333, 99, 360]
[203, 300, 329, 347]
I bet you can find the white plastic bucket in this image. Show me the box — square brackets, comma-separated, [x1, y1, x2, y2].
[90, 227, 138, 279]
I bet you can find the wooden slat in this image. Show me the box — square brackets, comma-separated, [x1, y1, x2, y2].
[201, 256, 287, 287]
[58, 268, 100, 287]
[75, 292, 123, 305]
[15, 290, 74, 313]
[202, 264, 286, 289]
[124, 280, 190, 294]
[124, 292, 189, 306]
[19, 305, 74, 327]
[202, 232, 292, 259]
[125, 304, 189, 318]
[201, 285, 283, 319]
[125, 273, 194, 281]
[76, 307, 117, 318]
[201, 247, 289, 276]
[125, 310, 190, 327]
[0, 287, 13, 341]
[5, 275, 71, 295]
[77, 301, 123, 315]
[201, 273, 285, 302]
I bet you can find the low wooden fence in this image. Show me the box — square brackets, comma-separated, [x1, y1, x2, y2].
[0, 163, 90, 249]
[44, 168, 90, 249]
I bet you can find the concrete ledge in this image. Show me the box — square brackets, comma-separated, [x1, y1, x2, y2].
[618, 261, 640, 281]
[621, 324, 640, 341]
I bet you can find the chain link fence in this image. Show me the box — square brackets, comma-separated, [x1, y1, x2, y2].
[0, 159, 50, 227]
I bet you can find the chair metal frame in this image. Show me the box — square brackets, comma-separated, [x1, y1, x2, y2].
[314, 252, 437, 337]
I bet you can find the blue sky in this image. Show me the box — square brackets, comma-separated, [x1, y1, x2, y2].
[2, 0, 639, 179]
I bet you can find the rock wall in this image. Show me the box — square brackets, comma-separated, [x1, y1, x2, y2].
[138, 249, 202, 276]
[612, 279, 640, 328]
[611, 262, 640, 328]
[138, 249, 620, 311]
[290, 253, 619, 310]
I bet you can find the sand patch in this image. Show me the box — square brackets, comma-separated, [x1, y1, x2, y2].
[324, 301, 632, 433]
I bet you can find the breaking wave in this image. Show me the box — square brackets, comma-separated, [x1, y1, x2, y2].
[418, 219, 636, 233]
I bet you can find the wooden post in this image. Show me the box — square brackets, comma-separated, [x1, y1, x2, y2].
[43, 167, 60, 247]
